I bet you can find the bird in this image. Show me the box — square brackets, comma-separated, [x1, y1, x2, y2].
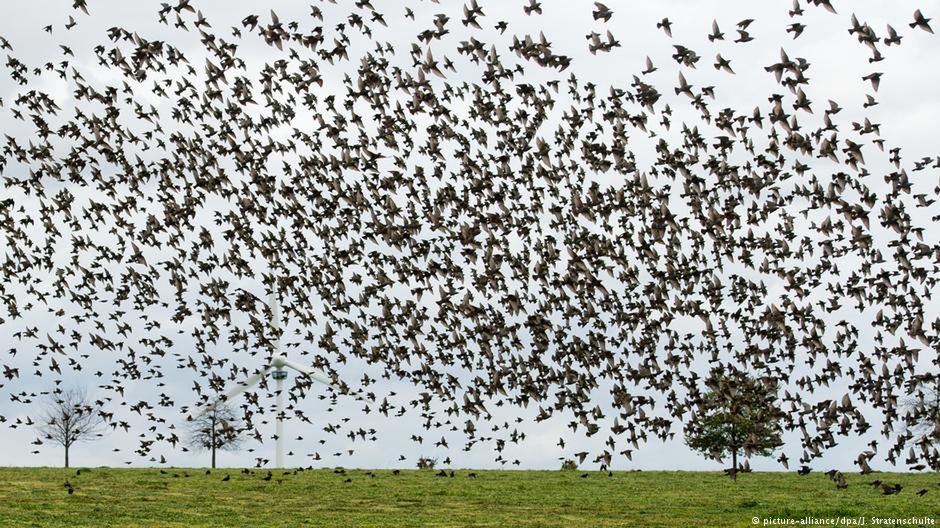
[881, 483, 902, 495]
[786, 23, 806, 39]
[708, 20, 724, 42]
[656, 18, 672, 37]
[592, 2, 613, 23]
[714, 54, 734, 74]
[911, 9, 933, 33]
[523, 0, 542, 16]
[884, 24, 902, 46]
[675, 72, 693, 97]
[862, 72, 882, 92]
[810, 0, 837, 14]
[789, 0, 804, 17]
[735, 29, 754, 43]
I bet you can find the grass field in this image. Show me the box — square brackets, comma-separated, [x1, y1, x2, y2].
[0, 467, 937, 527]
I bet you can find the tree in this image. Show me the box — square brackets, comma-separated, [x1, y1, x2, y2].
[684, 368, 783, 480]
[187, 405, 244, 468]
[37, 388, 104, 468]
[900, 375, 940, 470]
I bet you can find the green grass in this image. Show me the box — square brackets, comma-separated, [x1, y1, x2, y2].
[0, 467, 937, 527]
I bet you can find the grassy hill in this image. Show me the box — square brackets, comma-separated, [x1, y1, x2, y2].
[1, 467, 937, 527]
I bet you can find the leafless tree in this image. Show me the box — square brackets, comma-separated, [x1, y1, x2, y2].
[901, 376, 940, 470]
[187, 405, 244, 468]
[37, 388, 104, 468]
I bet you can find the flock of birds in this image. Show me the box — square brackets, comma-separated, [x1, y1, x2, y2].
[0, 0, 939, 482]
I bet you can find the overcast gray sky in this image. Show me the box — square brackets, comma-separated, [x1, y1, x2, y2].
[0, 0, 938, 471]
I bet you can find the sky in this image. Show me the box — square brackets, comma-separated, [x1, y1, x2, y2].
[0, 0, 938, 471]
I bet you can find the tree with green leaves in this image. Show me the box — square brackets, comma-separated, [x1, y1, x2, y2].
[684, 368, 783, 480]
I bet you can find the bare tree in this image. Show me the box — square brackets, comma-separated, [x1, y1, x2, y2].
[187, 405, 244, 468]
[37, 388, 104, 468]
[901, 376, 940, 470]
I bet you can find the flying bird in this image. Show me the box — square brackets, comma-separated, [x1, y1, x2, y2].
[911, 9, 933, 33]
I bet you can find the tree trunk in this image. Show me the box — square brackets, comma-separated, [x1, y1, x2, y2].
[729, 419, 737, 481]
[731, 449, 737, 481]
[65, 444, 70, 468]
[211, 415, 217, 469]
